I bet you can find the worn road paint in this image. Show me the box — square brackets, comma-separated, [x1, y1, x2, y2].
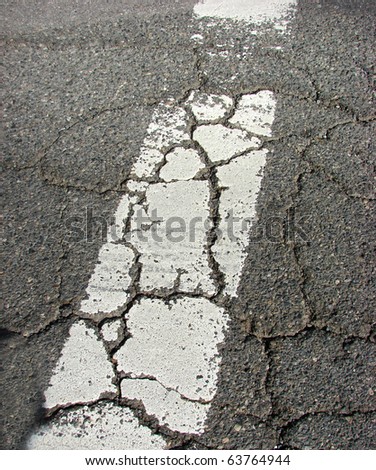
[28, 403, 165, 450]
[229, 91, 277, 137]
[159, 147, 205, 182]
[213, 150, 269, 296]
[194, 0, 296, 23]
[121, 378, 210, 434]
[43, 321, 116, 410]
[80, 243, 135, 315]
[100, 319, 123, 343]
[187, 91, 233, 122]
[116, 297, 227, 401]
[194, 124, 261, 163]
[29, 89, 276, 449]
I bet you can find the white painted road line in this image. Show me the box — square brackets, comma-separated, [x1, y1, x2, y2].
[194, 0, 296, 23]
[28, 1, 298, 450]
[28, 403, 166, 450]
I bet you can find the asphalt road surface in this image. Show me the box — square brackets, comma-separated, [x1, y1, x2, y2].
[1, 0, 375, 450]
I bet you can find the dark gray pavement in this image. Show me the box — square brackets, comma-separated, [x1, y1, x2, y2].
[1, 0, 375, 449]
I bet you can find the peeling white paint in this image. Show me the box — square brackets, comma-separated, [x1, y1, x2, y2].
[142, 104, 191, 152]
[229, 91, 277, 137]
[122, 378, 210, 434]
[126, 179, 149, 193]
[80, 243, 135, 315]
[107, 194, 131, 242]
[194, 0, 296, 23]
[187, 91, 233, 123]
[131, 180, 216, 296]
[28, 403, 166, 450]
[100, 319, 123, 343]
[131, 147, 165, 179]
[43, 321, 116, 409]
[213, 150, 268, 296]
[31, 86, 279, 444]
[190, 33, 204, 43]
[193, 124, 261, 163]
[115, 297, 228, 402]
[159, 147, 205, 182]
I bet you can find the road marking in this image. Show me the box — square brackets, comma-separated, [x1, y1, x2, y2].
[43, 321, 116, 410]
[193, 124, 261, 163]
[28, 403, 165, 450]
[29, 2, 297, 450]
[194, 0, 296, 23]
[29, 90, 274, 449]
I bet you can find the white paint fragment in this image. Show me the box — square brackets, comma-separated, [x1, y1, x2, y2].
[43, 321, 116, 409]
[115, 297, 228, 402]
[27, 403, 166, 450]
[122, 378, 210, 434]
[194, 0, 296, 23]
[229, 91, 277, 137]
[126, 179, 149, 193]
[159, 147, 205, 182]
[130, 181, 216, 295]
[187, 91, 233, 123]
[107, 194, 131, 242]
[193, 124, 261, 163]
[213, 150, 268, 296]
[131, 147, 165, 179]
[101, 319, 123, 343]
[190, 33, 204, 43]
[143, 104, 191, 152]
[80, 243, 135, 315]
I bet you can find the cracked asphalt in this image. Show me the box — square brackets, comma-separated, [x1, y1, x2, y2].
[1, 0, 375, 450]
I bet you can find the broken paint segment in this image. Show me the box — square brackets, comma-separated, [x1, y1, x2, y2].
[131, 147, 165, 179]
[143, 104, 191, 152]
[28, 403, 166, 450]
[121, 378, 210, 434]
[100, 319, 123, 343]
[159, 147, 205, 182]
[107, 194, 131, 242]
[193, 124, 261, 163]
[115, 297, 228, 402]
[187, 91, 233, 123]
[213, 150, 268, 296]
[126, 179, 149, 193]
[229, 91, 277, 137]
[80, 243, 135, 315]
[131, 180, 216, 296]
[194, 0, 296, 23]
[43, 321, 116, 409]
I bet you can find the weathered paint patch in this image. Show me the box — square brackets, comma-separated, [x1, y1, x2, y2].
[100, 319, 123, 343]
[187, 91, 233, 123]
[107, 194, 131, 243]
[193, 124, 261, 163]
[229, 91, 277, 137]
[159, 147, 205, 182]
[115, 297, 228, 402]
[194, 0, 296, 23]
[143, 104, 191, 152]
[28, 403, 166, 450]
[213, 150, 268, 296]
[31, 86, 279, 443]
[80, 243, 135, 315]
[121, 378, 210, 434]
[43, 321, 116, 409]
[131, 180, 216, 296]
[131, 147, 165, 179]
